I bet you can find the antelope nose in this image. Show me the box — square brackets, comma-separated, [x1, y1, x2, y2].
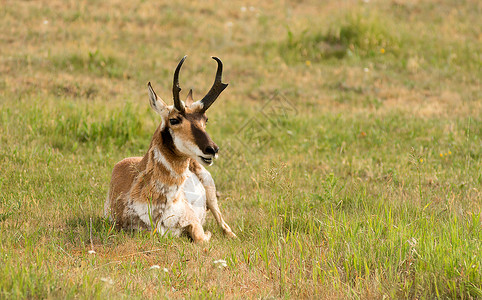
[205, 145, 219, 156]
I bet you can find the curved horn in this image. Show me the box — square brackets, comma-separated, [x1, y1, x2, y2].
[172, 55, 187, 113]
[199, 57, 228, 112]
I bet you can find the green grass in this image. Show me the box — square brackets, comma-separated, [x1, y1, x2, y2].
[0, 0, 481, 298]
[278, 10, 401, 62]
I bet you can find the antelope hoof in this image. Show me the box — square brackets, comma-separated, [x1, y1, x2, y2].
[202, 231, 212, 243]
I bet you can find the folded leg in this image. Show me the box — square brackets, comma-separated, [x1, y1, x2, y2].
[189, 160, 236, 238]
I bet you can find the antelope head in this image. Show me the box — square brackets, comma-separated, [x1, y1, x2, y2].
[147, 56, 228, 166]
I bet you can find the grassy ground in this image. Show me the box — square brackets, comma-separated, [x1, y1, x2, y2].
[0, 0, 481, 298]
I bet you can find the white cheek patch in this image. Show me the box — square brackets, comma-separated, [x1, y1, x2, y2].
[170, 128, 204, 158]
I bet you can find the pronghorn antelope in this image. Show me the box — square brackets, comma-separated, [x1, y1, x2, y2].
[104, 56, 235, 242]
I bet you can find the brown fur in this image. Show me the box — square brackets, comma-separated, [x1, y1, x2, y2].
[108, 156, 143, 227]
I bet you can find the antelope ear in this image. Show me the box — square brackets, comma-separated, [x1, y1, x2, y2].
[147, 82, 167, 114]
[185, 89, 194, 106]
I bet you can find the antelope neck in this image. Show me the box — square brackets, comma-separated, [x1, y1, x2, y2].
[147, 125, 189, 182]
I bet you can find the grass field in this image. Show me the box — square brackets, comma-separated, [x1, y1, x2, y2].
[0, 0, 481, 298]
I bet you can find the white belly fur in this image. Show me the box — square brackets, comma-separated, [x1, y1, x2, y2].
[122, 172, 207, 236]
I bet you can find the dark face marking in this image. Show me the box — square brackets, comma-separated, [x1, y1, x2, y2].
[191, 122, 216, 153]
[182, 112, 217, 155]
[160, 126, 176, 155]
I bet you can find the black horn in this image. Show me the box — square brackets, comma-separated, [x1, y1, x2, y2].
[172, 55, 187, 113]
[200, 57, 228, 112]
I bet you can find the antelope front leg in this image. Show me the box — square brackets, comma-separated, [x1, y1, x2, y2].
[179, 201, 211, 243]
[187, 221, 212, 243]
[205, 185, 236, 238]
[190, 160, 236, 238]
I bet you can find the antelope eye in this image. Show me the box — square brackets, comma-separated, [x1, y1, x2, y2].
[169, 118, 181, 125]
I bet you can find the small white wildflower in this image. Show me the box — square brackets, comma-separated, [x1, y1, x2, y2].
[240, 6, 247, 12]
[163, 268, 169, 273]
[363, 67, 369, 73]
[100, 277, 114, 285]
[88, 250, 96, 254]
[43, 20, 49, 25]
[213, 259, 227, 268]
[149, 265, 161, 270]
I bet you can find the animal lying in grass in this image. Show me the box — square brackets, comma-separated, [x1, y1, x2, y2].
[104, 56, 235, 243]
